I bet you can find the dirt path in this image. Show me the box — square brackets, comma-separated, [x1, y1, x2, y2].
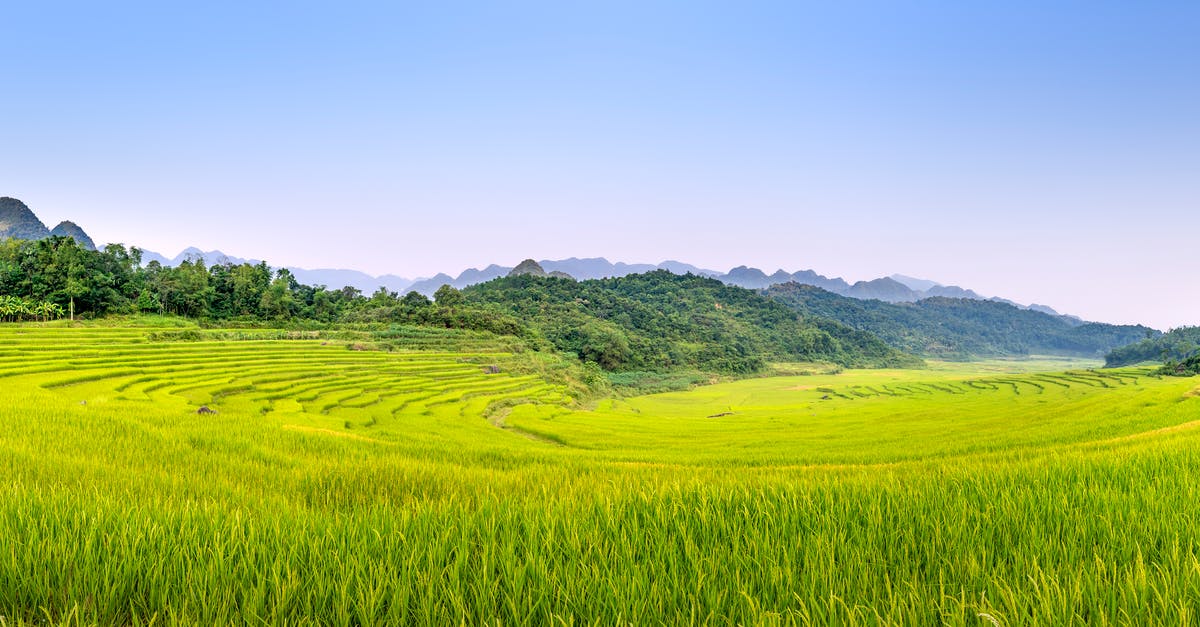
[485, 404, 565, 446]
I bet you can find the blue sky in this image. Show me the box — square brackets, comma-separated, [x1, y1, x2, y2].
[2, 1, 1197, 328]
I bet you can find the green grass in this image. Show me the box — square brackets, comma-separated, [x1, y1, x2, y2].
[0, 325, 1198, 625]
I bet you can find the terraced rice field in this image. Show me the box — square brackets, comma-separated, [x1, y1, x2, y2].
[1, 324, 1199, 625]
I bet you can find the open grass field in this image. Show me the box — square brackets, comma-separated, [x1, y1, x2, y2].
[1, 324, 1199, 625]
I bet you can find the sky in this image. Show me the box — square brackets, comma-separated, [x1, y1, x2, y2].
[1, 1, 1197, 329]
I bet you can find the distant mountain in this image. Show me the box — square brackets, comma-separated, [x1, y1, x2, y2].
[404, 273, 456, 295]
[656, 260, 720, 276]
[290, 269, 413, 295]
[166, 247, 261, 267]
[0, 194, 1123, 323]
[406, 258, 719, 295]
[50, 221, 96, 250]
[137, 247, 416, 295]
[1, 197, 100, 251]
[340, 258, 1091, 324]
[767, 282, 1156, 359]
[457, 264, 510, 285]
[890, 275, 984, 300]
[502, 259, 574, 280]
[725, 266, 1087, 322]
[138, 249, 172, 266]
[0, 197, 52, 240]
[890, 274, 941, 292]
[126, 243, 1092, 322]
[508, 259, 549, 278]
[925, 285, 983, 300]
[0, 194, 1135, 326]
[720, 265, 771, 288]
[721, 267, 992, 304]
[718, 266, 851, 293]
[540, 257, 654, 280]
[788, 270, 850, 293]
[845, 277, 920, 302]
[1027, 303, 1060, 316]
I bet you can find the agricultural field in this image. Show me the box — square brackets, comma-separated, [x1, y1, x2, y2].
[1, 324, 1199, 625]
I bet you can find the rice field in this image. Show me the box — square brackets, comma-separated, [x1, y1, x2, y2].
[1, 324, 1199, 625]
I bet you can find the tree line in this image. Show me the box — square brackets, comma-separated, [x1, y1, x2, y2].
[1105, 326, 1200, 367]
[0, 236, 464, 324]
[0, 236, 921, 374]
[767, 282, 1157, 360]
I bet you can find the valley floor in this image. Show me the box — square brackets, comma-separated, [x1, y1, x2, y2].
[0, 324, 1198, 625]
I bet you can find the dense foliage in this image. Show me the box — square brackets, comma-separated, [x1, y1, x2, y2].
[1105, 326, 1200, 367]
[0, 237, 918, 374]
[0, 236, 507, 328]
[1160, 354, 1200, 376]
[0, 295, 64, 322]
[462, 272, 921, 373]
[0, 237, 143, 317]
[767, 283, 1156, 359]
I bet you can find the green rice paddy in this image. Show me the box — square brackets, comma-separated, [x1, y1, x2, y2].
[1, 324, 1198, 625]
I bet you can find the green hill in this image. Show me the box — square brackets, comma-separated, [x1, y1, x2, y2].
[1105, 326, 1200, 367]
[0, 197, 51, 240]
[49, 220, 97, 250]
[461, 271, 921, 373]
[767, 282, 1155, 359]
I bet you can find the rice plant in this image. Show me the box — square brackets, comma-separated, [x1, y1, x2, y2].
[0, 325, 1197, 625]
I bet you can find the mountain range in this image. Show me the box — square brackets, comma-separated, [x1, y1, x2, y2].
[0, 195, 1079, 320]
[400, 260, 1070, 319]
[0, 197, 96, 250]
[139, 247, 416, 296]
[126, 250, 1072, 319]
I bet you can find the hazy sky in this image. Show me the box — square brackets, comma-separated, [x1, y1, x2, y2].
[2, 2, 1197, 329]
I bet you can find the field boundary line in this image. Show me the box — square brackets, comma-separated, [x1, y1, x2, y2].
[281, 424, 393, 445]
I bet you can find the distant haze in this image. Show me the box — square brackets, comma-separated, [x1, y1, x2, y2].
[2, 2, 1197, 330]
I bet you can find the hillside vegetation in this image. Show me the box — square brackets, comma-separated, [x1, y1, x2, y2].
[461, 271, 921, 373]
[0, 237, 919, 376]
[1105, 326, 1200, 367]
[1161, 353, 1200, 376]
[767, 282, 1154, 359]
[1, 325, 1198, 624]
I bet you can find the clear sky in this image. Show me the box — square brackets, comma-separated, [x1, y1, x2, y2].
[2, 1, 1197, 329]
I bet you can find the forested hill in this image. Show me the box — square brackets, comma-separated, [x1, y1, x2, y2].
[461, 271, 922, 373]
[0, 236, 917, 374]
[1105, 326, 1200, 367]
[766, 283, 1155, 359]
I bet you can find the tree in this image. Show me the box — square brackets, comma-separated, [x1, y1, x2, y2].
[434, 285, 464, 308]
[136, 289, 161, 313]
[173, 259, 214, 317]
[401, 291, 431, 308]
[65, 261, 87, 321]
[369, 287, 398, 307]
[259, 275, 296, 319]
